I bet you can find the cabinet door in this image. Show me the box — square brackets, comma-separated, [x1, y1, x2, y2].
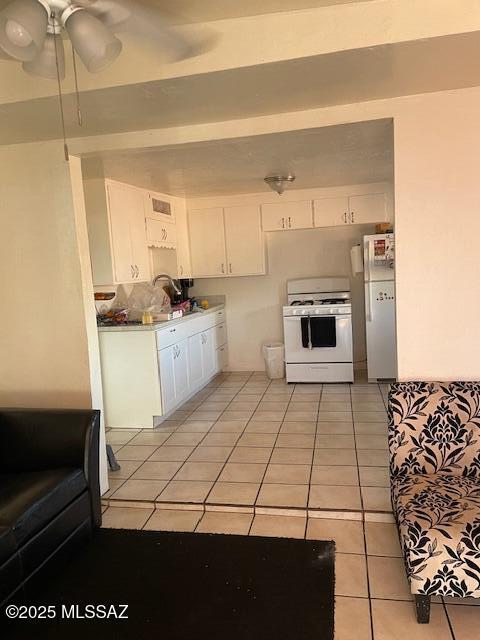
[173, 340, 189, 403]
[188, 333, 204, 389]
[106, 182, 135, 283]
[349, 193, 387, 225]
[146, 219, 177, 248]
[175, 200, 192, 278]
[216, 345, 228, 371]
[201, 329, 217, 379]
[224, 205, 265, 276]
[313, 196, 349, 228]
[262, 201, 313, 231]
[188, 208, 227, 277]
[129, 195, 150, 282]
[158, 346, 176, 414]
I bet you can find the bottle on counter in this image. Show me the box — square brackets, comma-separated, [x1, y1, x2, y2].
[201, 299, 209, 310]
[142, 310, 153, 325]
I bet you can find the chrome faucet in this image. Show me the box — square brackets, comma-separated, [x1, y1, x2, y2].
[152, 273, 181, 295]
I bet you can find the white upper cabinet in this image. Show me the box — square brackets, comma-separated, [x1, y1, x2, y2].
[174, 199, 192, 279]
[224, 205, 265, 276]
[314, 193, 388, 227]
[106, 181, 150, 284]
[348, 193, 388, 225]
[85, 179, 150, 285]
[261, 200, 313, 231]
[145, 218, 177, 248]
[188, 205, 266, 278]
[313, 196, 350, 228]
[188, 207, 227, 277]
[107, 183, 135, 283]
[144, 191, 176, 224]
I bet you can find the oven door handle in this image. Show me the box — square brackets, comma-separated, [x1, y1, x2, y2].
[307, 316, 312, 350]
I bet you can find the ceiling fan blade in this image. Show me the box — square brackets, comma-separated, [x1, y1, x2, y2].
[77, 0, 218, 61]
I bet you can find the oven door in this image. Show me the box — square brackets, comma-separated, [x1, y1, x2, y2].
[283, 315, 353, 363]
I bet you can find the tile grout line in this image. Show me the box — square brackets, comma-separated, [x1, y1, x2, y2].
[442, 599, 457, 640]
[305, 383, 323, 525]
[197, 371, 261, 528]
[156, 372, 255, 502]
[247, 378, 300, 534]
[113, 372, 249, 503]
[350, 379, 376, 640]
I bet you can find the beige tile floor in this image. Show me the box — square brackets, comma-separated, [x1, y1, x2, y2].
[105, 370, 392, 515]
[101, 503, 477, 639]
[102, 372, 479, 637]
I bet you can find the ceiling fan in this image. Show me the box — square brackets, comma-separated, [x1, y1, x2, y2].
[0, 0, 216, 78]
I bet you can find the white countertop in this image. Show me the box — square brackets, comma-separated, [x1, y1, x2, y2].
[97, 304, 225, 333]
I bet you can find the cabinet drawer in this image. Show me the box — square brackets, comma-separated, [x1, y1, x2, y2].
[156, 323, 191, 350]
[146, 219, 177, 247]
[214, 309, 225, 324]
[214, 323, 227, 348]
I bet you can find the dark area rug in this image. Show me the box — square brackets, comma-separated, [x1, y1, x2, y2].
[2, 528, 335, 640]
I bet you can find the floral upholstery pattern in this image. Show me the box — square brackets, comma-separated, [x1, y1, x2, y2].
[389, 382, 480, 597]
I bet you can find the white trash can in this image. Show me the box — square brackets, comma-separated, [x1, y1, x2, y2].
[263, 342, 285, 380]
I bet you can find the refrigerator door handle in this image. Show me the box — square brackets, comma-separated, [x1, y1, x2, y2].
[365, 239, 373, 283]
[366, 284, 373, 322]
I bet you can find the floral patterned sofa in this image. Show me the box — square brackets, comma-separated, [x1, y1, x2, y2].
[388, 382, 480, 623]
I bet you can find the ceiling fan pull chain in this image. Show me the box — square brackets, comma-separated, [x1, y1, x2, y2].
[53, 29, 69, 161]
[71, 44, 83, 127]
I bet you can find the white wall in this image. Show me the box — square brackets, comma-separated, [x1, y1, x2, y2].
[394, 90, 480, 380]
[0, 141, 92, 407]
[192, 223, 375, 371]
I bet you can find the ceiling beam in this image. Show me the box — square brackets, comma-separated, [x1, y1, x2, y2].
[1, 0, 480, 105]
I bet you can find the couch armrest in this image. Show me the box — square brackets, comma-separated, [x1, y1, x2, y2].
[0, 409, 101, 526]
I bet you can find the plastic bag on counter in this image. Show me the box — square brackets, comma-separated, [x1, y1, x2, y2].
[127, 284, 171, 321]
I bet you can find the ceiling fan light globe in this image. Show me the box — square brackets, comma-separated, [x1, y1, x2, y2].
[22, 32, 64, 79]
[64, 8, 122, 73]
[0, 0, 48, 61]
[5, 19, 33, 46]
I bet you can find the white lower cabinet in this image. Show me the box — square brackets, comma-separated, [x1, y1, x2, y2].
[158, 338, 189, 414]
[201, 328, 217, 381]
[173, 340, 190, 403]
[99, 307, 228, 429]
[157, 310, 227, 418]
[188, 332, 204, 389]
[158, 345, 176, 415]
[216, 345, 228, 370]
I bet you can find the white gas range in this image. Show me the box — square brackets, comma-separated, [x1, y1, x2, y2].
[283, 277, 354, 383]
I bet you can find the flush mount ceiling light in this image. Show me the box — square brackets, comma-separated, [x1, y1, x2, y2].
[0, 0, 218, 78]
[264, 173, 296, 196]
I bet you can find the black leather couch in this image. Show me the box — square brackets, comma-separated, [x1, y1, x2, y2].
[0, 409, 101, 605]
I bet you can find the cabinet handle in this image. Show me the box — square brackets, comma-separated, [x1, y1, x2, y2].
[169, 328, 176, 333]
[288, 216, 292, 228]
[350, 211, 355, 223]
[179, 265, 183, 276]
[281, 217, 285, 229]
[343, 212, 347, 223]
[135, 265, 139, 278]
[131, 264, 134, 278]
[229, 263, 232, 274]
[221, 263, 225, 274]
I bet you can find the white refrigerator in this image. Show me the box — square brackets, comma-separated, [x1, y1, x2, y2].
[364, 233, 397, 381]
